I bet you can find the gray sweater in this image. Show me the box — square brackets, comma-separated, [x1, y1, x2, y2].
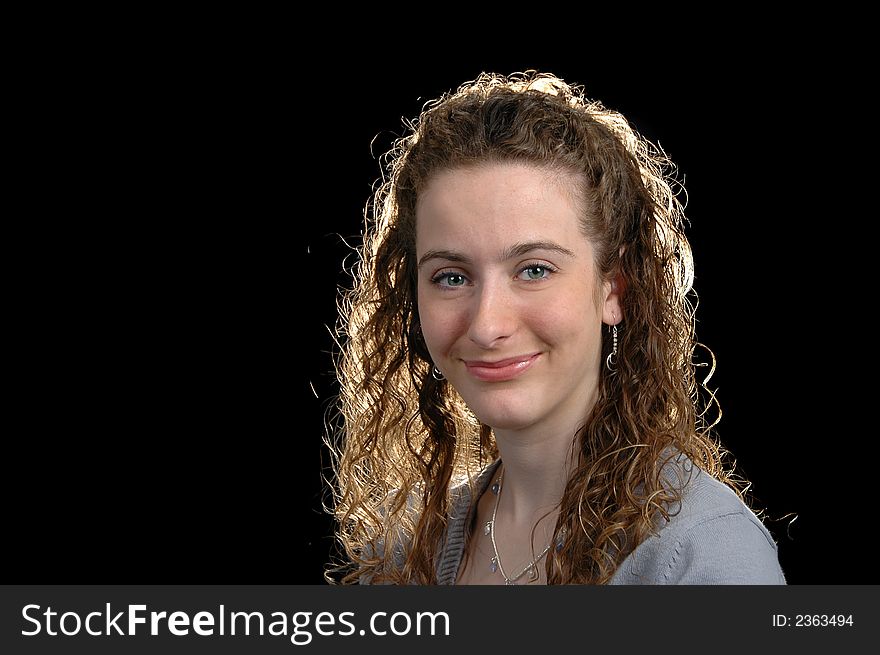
[435, 458, 786, 584]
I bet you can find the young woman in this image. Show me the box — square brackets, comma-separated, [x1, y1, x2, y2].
[328, 71, 785, 585]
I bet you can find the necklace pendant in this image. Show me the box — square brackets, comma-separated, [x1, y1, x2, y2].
[484, 520, 492, 536]
[490, 557, 498, 573]
[527, 564, 537, 581]
[505, 578, 515, 585]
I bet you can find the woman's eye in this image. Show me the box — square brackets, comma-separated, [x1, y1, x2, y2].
[433, 272, 467, 287]
[519, 265, 550, 281]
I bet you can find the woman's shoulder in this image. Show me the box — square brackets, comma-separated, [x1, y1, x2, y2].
[611, 455, 786, 585]
[662, 455, 773, 537]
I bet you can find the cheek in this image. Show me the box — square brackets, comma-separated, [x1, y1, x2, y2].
[417, 287, 459, 358]
[523, 304, 572, 346]
[526, 288, 601, 351]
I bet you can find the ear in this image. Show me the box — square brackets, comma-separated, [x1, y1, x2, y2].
[602, 271, 625, 326]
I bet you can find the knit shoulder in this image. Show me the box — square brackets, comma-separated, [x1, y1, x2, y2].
[610, 462, 786, 584]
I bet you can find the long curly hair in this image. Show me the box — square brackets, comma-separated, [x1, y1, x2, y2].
[326, 71, 747, 584]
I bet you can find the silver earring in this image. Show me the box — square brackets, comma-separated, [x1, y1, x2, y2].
[605, 324, 618, 373]
[432, 366, 445, 380]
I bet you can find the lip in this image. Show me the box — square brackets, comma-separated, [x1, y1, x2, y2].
[463, 353, 541, 382]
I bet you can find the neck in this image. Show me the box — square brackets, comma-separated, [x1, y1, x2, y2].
[492, 421, 582, 525]
[489, 378, 598, 527]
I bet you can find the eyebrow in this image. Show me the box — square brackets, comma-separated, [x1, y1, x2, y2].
[417, 240, 576, 269]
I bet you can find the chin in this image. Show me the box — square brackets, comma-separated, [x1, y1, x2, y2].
[449, 376, 553, 431]
[480, 415, 536, 431]
[462, 398, 543, 432]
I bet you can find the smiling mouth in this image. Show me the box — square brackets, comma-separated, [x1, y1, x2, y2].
[463, 353, 541, 382]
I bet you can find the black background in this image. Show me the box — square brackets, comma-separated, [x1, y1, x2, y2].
[8, 30, 867, 585]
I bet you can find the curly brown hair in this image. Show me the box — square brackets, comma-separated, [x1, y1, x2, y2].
[326, 71, 748, 584]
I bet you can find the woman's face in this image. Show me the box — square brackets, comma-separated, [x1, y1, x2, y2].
[416, 162, 621, 433]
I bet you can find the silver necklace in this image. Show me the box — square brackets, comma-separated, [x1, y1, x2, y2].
[484, 468, 556, 585]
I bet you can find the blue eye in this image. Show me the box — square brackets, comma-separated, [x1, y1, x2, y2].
[432, 272, 468, 288]
[517, 263, 556, 281]
[521, 266, 547, 280]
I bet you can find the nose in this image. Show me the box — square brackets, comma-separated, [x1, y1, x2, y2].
[466, 280, 515, 348]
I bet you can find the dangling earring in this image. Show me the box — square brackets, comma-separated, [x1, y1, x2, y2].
[432, 366, 445, 380]
[605, 323, 618, 373]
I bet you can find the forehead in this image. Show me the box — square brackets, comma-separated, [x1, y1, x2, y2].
[415, 162, 588, 256]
